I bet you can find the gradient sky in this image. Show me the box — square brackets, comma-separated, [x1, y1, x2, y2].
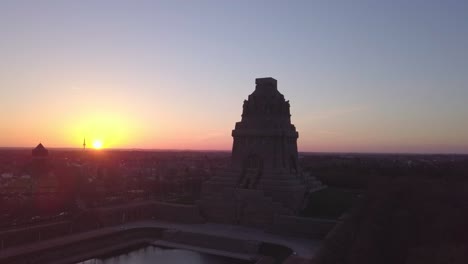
[0, 0, 467, 153]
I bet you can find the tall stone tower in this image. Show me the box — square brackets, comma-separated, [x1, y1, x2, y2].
[199, 78, 322, 227]
[232, 77, 299, 180]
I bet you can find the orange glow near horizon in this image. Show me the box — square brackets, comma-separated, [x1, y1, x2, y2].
[0, 80, 466, 153]
[63, 108, 144, 150]
[1, 2, 468, 155]
[92, 140, 103, 149]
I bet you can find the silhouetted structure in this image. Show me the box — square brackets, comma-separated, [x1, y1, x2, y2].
[32, 143, 48, 157]
[232, 77, 299, 176]
[199, 78, 323, 226]
[31, 143, 49, 177]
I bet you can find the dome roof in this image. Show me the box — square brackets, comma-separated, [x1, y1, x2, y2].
[32, 143, 49, 157]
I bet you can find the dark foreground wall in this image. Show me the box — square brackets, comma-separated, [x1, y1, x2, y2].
[0, 201, 204, 250]
[152, 202, 205, 223]
[0, 228, 163, 264]
[0, 227, 294, 264]
[162, 229, 260, 255]
[269, 215, 338, 239]
[93, 201, 205, 227]
[0, 202, 325, 264]
[0, 221, 72, 250]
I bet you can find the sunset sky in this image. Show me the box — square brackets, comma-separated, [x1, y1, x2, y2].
[0, 1, 467, 153]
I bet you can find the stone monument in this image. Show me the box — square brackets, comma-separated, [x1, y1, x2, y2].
[198, 77, 323, 227]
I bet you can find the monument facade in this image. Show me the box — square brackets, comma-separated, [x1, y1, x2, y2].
[198, 77, 322, 227]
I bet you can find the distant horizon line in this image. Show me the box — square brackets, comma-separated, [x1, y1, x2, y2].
[1, 146, 467, 155]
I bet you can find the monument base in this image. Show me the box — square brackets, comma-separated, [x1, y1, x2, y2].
[197, 169, 324, 227]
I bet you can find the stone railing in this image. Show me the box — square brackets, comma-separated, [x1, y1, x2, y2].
[162, 229, 260, 255]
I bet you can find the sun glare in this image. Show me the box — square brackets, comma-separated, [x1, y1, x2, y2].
[92, 140, 103, 149]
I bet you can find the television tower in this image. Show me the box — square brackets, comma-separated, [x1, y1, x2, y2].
[83, 137, 86, 151]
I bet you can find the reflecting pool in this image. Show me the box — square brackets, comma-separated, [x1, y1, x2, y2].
[76, 245, 250, 264]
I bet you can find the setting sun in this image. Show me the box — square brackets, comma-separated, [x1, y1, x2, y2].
[92, 140, 103, 149]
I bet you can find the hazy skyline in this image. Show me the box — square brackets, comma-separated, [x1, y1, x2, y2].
[1, 0, 467, 153]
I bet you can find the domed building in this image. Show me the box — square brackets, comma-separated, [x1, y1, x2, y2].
[32, 143, 49, 157]
[31, 143, 50, 177]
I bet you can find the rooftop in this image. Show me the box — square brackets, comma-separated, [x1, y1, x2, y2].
[32, 143, 48, 157]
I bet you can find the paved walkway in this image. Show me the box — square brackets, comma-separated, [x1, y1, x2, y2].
[0, 220, 321, 261]
[122, 220, 321, 258]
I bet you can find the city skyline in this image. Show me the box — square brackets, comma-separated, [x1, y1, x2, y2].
[1, 1, 467, 154]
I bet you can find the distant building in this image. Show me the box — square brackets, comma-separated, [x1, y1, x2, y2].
[198, 78, 323, 227]
[32, 143, 49, 157]
[31, 143, 49, 177]
[27, 143, 61, 195]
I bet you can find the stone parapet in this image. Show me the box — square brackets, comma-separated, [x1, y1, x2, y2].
[162, 229, 260, 255]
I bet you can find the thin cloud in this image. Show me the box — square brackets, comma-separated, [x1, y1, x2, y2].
[308, 104, 368, 121]
[315, 130, 342, 136]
